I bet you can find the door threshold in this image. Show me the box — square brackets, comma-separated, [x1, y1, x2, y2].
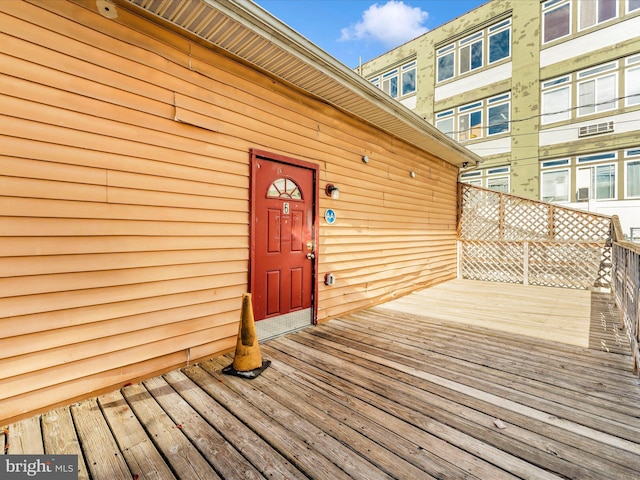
[255, 308, 313, 342]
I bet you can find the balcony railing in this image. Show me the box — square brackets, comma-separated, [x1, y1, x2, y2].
[457, 184, 612, 289]
[458, 183, 640, 374]
[611, 217, 640, 374]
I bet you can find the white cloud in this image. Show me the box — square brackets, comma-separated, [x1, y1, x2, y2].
[339, 1, 429, 47]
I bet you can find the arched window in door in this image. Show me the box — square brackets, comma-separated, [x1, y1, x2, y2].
[267, 178, 302, 200]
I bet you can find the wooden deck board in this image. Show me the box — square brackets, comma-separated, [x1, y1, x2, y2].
[98, 390, 177, 480]
[41, 407, 89, 480]
[4, 280, 640, 479]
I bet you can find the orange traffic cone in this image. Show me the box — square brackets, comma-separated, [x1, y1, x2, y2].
[222, 293, 270, 379]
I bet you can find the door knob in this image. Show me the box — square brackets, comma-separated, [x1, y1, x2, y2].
[306, 253, 315, 260]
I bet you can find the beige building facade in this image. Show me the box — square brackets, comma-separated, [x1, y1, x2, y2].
[360, 0, 640, 238]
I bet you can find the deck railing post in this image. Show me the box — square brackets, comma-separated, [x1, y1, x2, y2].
[457, 240, 462, 279]
[523, 241, 529, 285]
[498, 193, 505, 240]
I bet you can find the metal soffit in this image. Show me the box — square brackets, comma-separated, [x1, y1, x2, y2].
[121, 0, 481, 167]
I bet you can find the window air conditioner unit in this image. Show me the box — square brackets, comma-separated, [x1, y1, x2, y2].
[577, 187, 590, 201]
[578, 121, 614, 137]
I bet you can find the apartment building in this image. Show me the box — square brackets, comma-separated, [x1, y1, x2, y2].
[359, 0, 640, 238]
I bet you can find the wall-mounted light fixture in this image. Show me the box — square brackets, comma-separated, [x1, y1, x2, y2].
[325, 184, 340, 199]
[462, 162, 469, 168]
[362, 155, 369, 164]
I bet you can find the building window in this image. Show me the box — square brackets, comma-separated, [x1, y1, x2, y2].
[626, 160, 640, 198]
[488, 20, 511, 64]
[459, 32, 483, 75]
[401, 61, 417, 95]
[487, 176, 509, 192]
[437, 45, 455, 82]
[435, 110, 455, 139]
[541, 55, 639, 125]
[541, 158, 570, 168]
[543, 0, 571, 43]
[460, 169, 482, 186]
[542, 150, 640, 202]
[577, 63, 617, 116]
[625, 149, 640, 198]
[579, 0, 617, 30]
[541, 168, 570, 202]
[382, 69, 399, 98]
[576, 152, 617, 200]
[436, 19, 511, 83]
[460, 166, 510, 192]
[626, 55, 640, 106]
[458, 101, 483, 141]
[369, 60, 417, 99]
[629, 0, 640, 13]
[541, 76, 571, 124]
[436, 93, 510, 141]
[486, 166, 510, 193]
[487, 93, 510, 135]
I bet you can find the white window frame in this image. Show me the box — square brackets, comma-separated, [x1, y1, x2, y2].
[541, 158, 570, 169]
[437, 19, 511, 83]
[577, 72, 618, 117]
[541, 167, 571, 203]
[578, 0, 618, 31]
[624, 149, 640, 198]
[626, 55, 640, 106]
[459, 31, 484, 75]
[463, 179, 483, 186]
[436, 44, 455, 83]
[542, 0, 572, 44]
[577, 62, 618, 117]
[401, 61, 417, 96]
[487, 93, 511, 136]
[436, 92, 511, 141]
[381, 69, 399, 98]
[460, 169, 482, 185]
[629, 0, 640, 13]
[576, 158, 617, 201]
[435, 110, 455, 139]
[458, 101, 483, 142]
[487, 176, 510, 193]
[488, 19, 512, 65]
[370, 60, 418, 98]
[486, 165, 511, 193]
[541, 76, 571, 125]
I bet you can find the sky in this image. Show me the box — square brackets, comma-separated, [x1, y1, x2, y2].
[253, 0, 488, 68]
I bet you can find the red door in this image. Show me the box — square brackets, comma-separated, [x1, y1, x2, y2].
[250, 151, 318, 322]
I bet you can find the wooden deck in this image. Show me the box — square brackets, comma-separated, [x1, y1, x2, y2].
[4, 280, 640, 479]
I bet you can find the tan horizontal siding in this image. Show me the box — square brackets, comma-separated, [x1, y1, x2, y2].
[0, 235, 243, 257]
[0, 0, 460, 423]
[2, 285, 245, 338]
[0, 249, 248, 277]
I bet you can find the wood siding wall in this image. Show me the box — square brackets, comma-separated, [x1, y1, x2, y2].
[0, 0, 459, 423]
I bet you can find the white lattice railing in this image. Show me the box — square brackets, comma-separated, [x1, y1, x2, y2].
[611, 218, 640, 374]
[458, 184, 613, 290]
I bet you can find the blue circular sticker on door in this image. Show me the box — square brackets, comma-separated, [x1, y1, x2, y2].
[325, 209, 336, 224]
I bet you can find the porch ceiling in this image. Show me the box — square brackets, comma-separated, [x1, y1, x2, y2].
[116, 0, 483, 168]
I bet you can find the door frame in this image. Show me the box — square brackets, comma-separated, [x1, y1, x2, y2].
[249, 149, 320, 325]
